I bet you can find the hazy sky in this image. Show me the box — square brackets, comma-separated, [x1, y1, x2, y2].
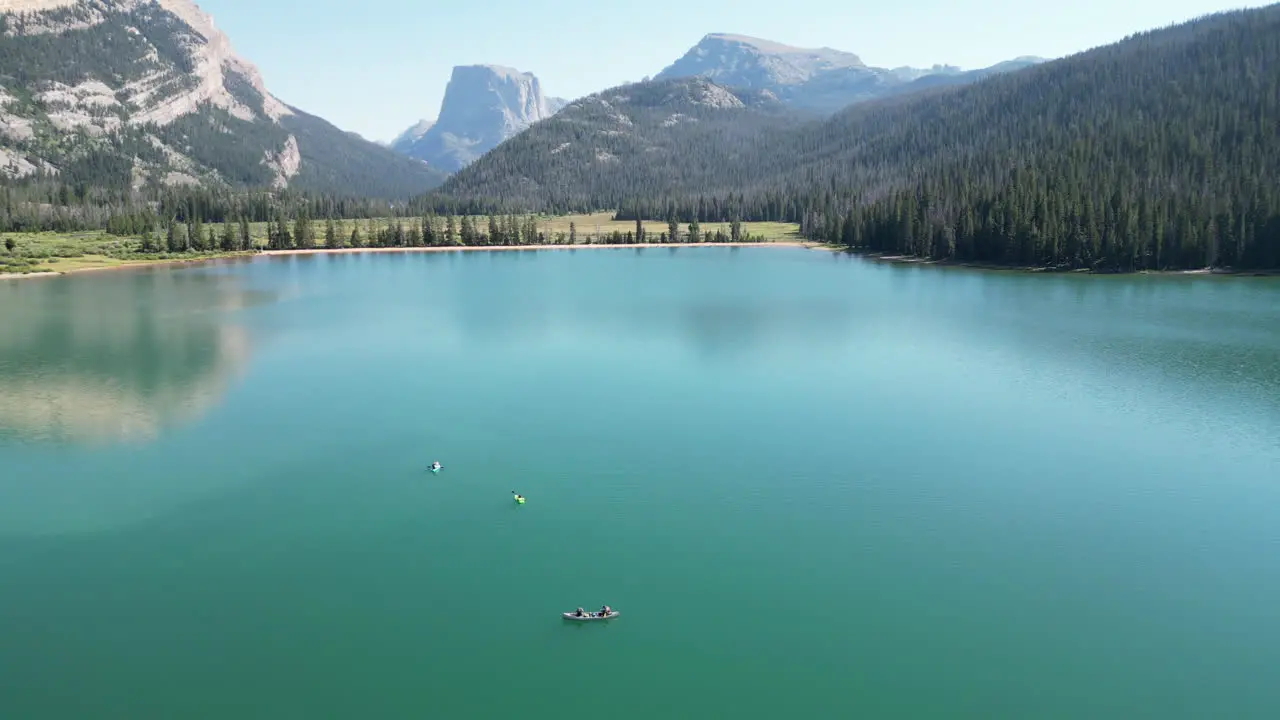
[197, 0, 1269, 142]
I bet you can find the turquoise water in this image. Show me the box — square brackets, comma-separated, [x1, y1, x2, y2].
[2, 248, 1279, 718]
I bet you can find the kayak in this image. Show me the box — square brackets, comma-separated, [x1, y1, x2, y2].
[514, 495, 525, 504]
[563, 610, 619, 621]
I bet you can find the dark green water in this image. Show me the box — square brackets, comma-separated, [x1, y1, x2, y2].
[2, 248, 1279, 719]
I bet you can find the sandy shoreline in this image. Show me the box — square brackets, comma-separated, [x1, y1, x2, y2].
[0, 271, 59, 280]
[9, 242, 1266, 280]
[0, 243, 812, 281]
[259, 241, 810, 256]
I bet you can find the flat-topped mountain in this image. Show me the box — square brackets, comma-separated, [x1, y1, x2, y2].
[392, 64, 561, 172]
[0, 0, 445, 196]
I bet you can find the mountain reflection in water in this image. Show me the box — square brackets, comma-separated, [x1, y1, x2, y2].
[0, 268, 269, 444]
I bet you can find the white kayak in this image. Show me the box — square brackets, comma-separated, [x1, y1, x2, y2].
[563, 610, 619, 621]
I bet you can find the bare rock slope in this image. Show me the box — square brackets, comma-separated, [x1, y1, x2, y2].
[0, 0, 444, 196]
[394, 65, 560, 172]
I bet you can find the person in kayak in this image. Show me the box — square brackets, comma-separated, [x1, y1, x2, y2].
[430, 461, 441, 471]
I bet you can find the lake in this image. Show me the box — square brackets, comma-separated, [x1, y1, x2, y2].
[2, 247, 1279, 719]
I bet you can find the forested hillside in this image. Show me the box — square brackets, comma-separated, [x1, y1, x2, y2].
[430, 78, 806, 213]
[431, 5, 1280, 271]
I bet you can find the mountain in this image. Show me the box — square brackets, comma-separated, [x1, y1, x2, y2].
[431, 76, 797, 210]
[0, 0, 445, 197]
[655, 33, 1044, 113]
[388, 119, 434, 153]
[432, 6, 1280, 271]
[392, 64, 561, 172]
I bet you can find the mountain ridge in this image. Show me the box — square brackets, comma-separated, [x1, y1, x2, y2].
[0, 0, 444, 196]
[387, 37, 1040, 173]
[655, 32, 1044, 113]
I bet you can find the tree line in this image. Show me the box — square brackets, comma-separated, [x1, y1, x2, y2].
[106, 211, 765, 255]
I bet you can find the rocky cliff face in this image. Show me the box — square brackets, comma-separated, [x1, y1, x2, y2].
[0, 0, 444, 195]
[393, 65, 560, 172]
[656, 33, 1044, 114]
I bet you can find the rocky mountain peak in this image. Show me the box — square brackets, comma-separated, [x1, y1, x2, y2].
[656, 33, 1047, 114]
[657, 33, 867, 89]
[435, 64, 553, 140]
[388, 118, 434, 152]
[391, 63, 559, 173]
[0, 0, 443, 195]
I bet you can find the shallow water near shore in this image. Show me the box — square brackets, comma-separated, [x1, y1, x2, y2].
[2, 247, 1279, 718]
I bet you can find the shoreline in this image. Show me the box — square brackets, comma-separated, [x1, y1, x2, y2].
[259, 241, 811, 257]
[7, 242, 1274, 280]
[845, 249, 1280, 277]
[0, 252, 257, 281]
[1, 242, 812, 281]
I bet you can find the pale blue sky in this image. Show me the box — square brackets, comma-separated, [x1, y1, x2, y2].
[197, 0, 1269, 142]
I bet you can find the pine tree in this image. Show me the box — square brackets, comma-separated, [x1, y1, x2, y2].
[488, 215, 501, 245]
[688, 218, 700, 243]
[423, 215, 437, 245]
[324, 217, 337, 249]
[220, 222, 236, 251]
[446, 215, 458, 245]
[294, 212, 314, 250]
[238, 215, 252, 251]
[274, 213, 292, 249]
[190, 215, 205, 251]
[568, 221, 577, 245]
[168, 222, 189, 253]
[528, 216, 540, 244]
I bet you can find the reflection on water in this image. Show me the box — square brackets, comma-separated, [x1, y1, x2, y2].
[0, 268, 265, 444]
[872, 262, 1280, 422]
[410, 248, 860, 359]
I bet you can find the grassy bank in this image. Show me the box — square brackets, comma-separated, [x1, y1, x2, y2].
[0, 231, 254, 277]
[1, 214, 803, 278]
